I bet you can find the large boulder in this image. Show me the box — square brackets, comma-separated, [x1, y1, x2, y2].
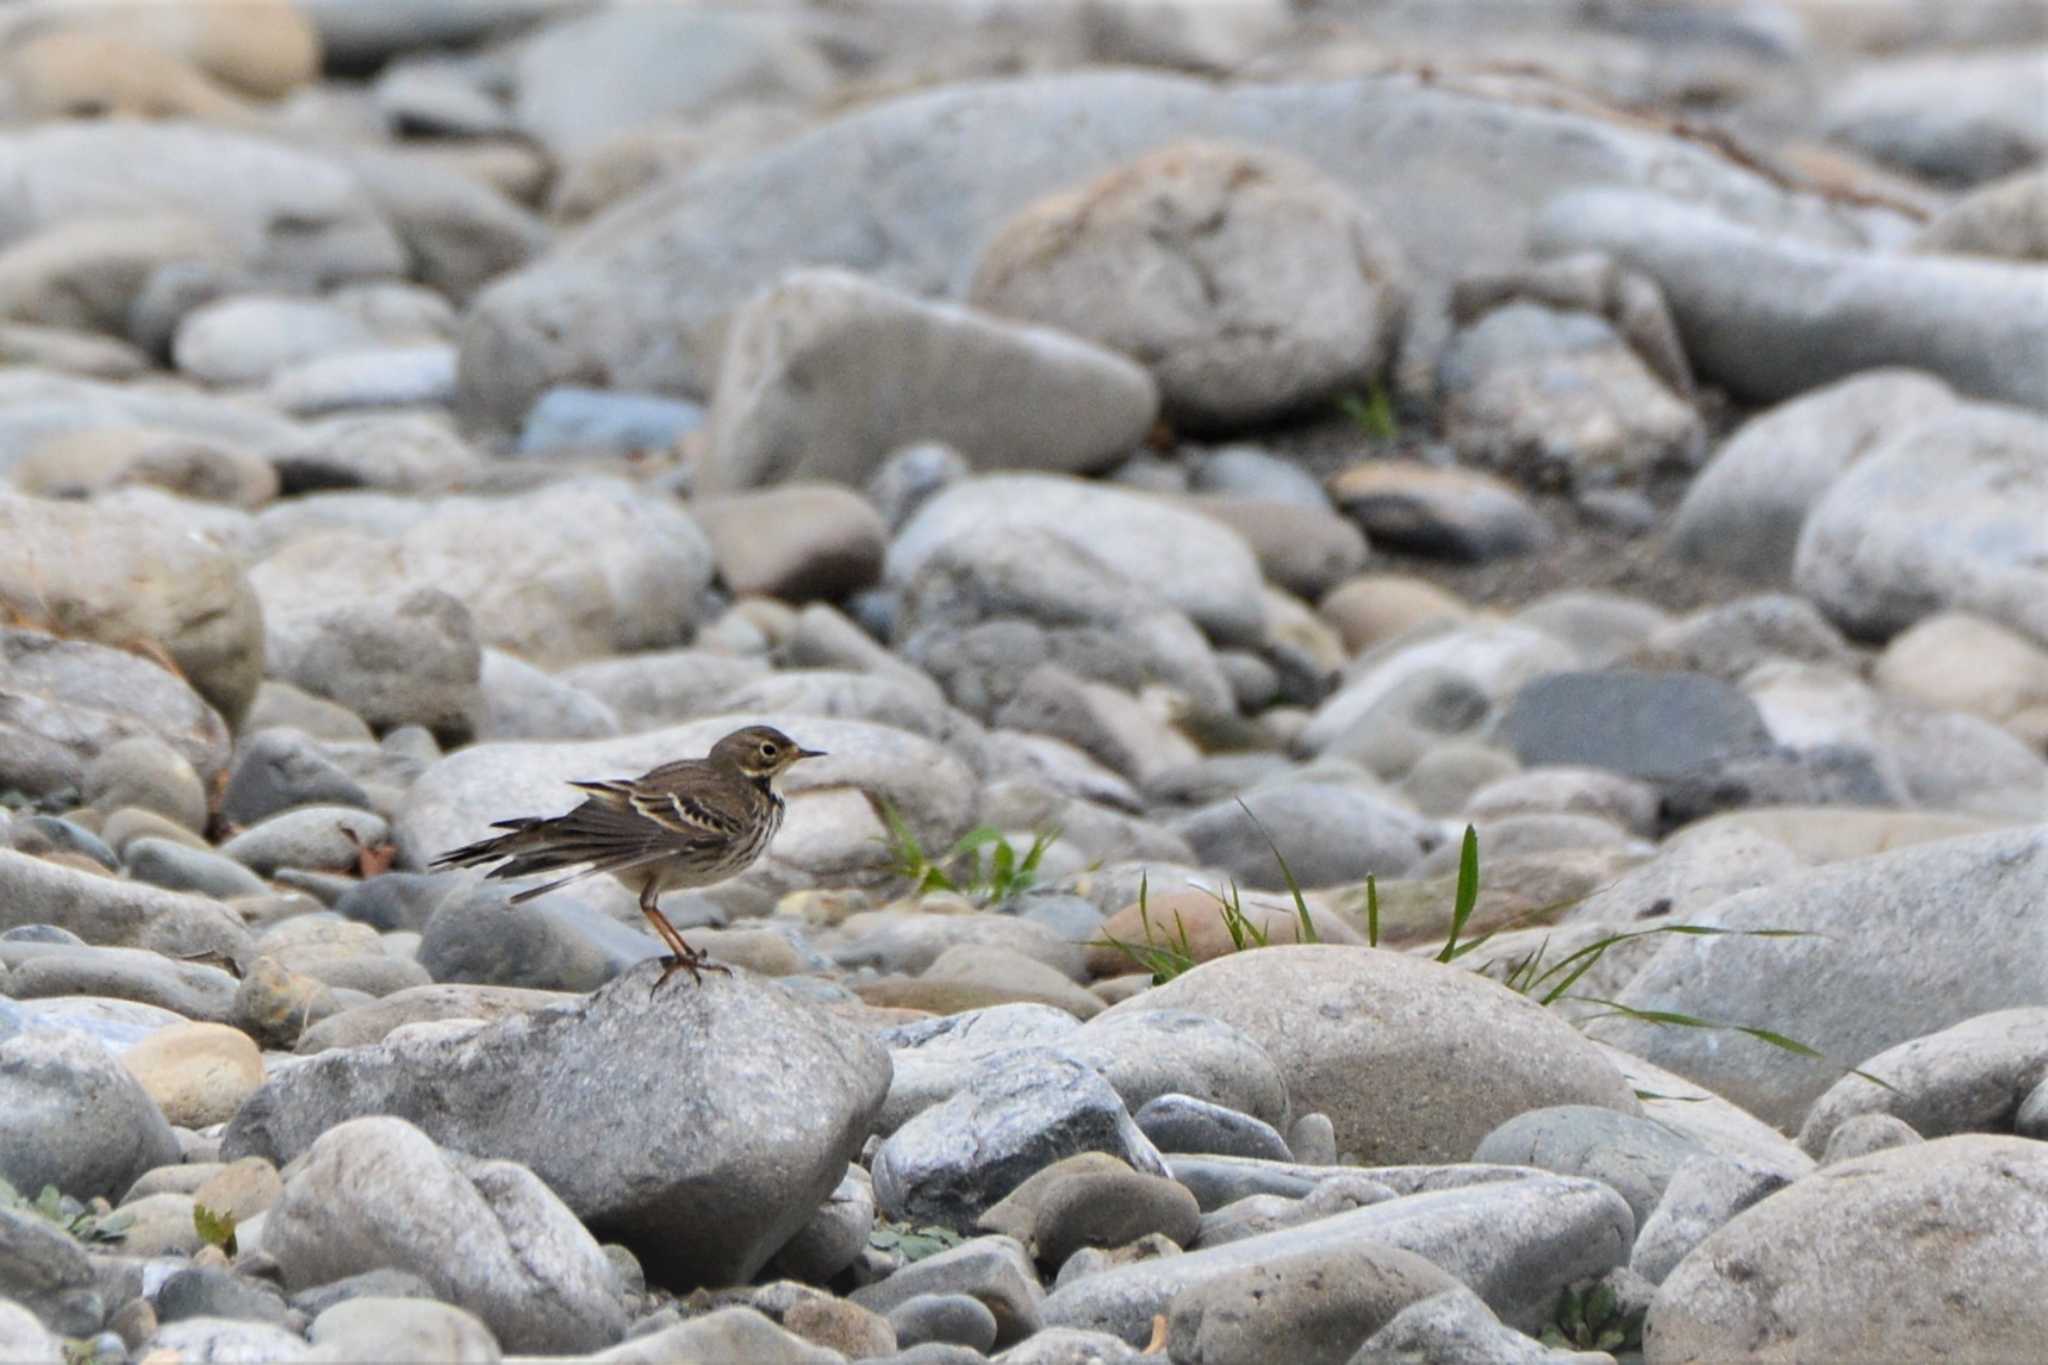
[1589, 826, 2048, 1130]
[0, 492, 264, 723]
[1646, 1135, 2048, 1363]
[1098, 945, 1640, 1164]
[457, 69, 1877, 428]
[222, 964, 891, 1287]
[0, 1028, 180, 1202]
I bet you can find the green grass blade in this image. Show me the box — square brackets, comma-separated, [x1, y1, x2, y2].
[1233, 797, 1317, 944]
[1435, 826, 1481, 963]
[1365, 874, 1379, 948]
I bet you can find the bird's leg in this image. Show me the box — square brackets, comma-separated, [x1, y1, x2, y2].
[638, 880, 729, 994]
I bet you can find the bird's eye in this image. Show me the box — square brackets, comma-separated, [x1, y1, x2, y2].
[760, 743, 778, 758]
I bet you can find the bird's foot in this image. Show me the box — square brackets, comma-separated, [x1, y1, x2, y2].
[650, 946, 731, 996]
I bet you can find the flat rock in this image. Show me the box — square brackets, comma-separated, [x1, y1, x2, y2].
[223, 964, 890, 1287]
[1796, 1007, 2048, 1156]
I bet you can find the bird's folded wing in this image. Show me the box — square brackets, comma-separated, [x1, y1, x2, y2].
[569, 777, 745, 842]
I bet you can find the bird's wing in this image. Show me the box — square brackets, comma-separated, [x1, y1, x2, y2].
[568, 768, 747, 844]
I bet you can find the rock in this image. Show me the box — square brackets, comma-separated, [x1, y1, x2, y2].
[976, 1153, 1201, 1266]
[1499, 670, 1774, 786]
[1531, 189, 2046, 410]
[1796, 1008, 2048, 1156]
[702, 268, 1158, 493]
[1794, 403, 2048, 647]
[336, 145, 549, 304]
[876, 1004, 1084, 1133]
[82, 736, 208, 834]
[1588, 826, 2048, 1129]
[1874, 612, 2048, 739]
[1170, 782, 1434, 890]
[851, 1236, 1044, 1349]
[264, 1116, 624, 1354]
[144, 1317, 311, 1362]
[5, 945, 238, 1022]
[1086, 889, 1361, 976]
[556, 651, 771, 733]
[0, 850, 239, 958]
[769, 1164, 874, 1285]
[458, 68, 1863, 428]
[1351, 1285, 1604, 1364]
[1632, 594, 1860, 683]
[924, 946, 1106, 1020]
[476, 650, 619, 742]
[1136, 1095, 1292, 1163]
[268, 343, 458, 416]
[1165, 1241, 1460, 1365]
[414, 884, 641, 993]
[1465, 767, 1659, 838]
[1913, 167, 2048, 262]
[293, 981, 569, 1055]
[172, 295, 381, 386]
[1041, 1173, 1632, 1343]
[1316, 576, 1473, 656]
[892, 473, 1269, 648]
[887, 1293, 998, 1354]
[691, 485, 888, 602]
[592, 1305, 841, 1364]
[0, 628, 231, 802]
[874, 1048, 1169, 1234]
[1819, 1112, 1924, 1165]
[219, 730, 371, 828]
[1647, 1135, 2048, 1363]
[1559, 822, 1802, 925]
[516, 386, 704, 457]
[256, 586, 483, 745]
[1301, 622, 1575, 757]
[118, 1021, 262, 1129]
[1438, 301, 1704, 489]
[396, 715, 980, 900]
[222, 807, 388, 877]
[192, 1156, 284, 1225]
[0, 1028, 180, 1201]
[1629, 1152, 1793, 1286]
[1327, 461, 1552, 563]
[273, 413, 484, 496]
[968, 139, 1406, 429]
[0, 1299, 61, 1365]
[1185, 496, 1369, 601]
[0, 1204, 103, 1338]
[1672, 369, 1958, 581]
[154, 1266, 290, 1327]
[287, 1267, 438, 1320]
[1100, 946, 1640, 1164]
[223, 964, 890, 1288]
[307, 1296, 501, 1363]
[251, 477, 717, 668]
[1821, 49, 2048, 186]
[781, 1292, 896, 1359]
[244, 682, 374, 744]
[1472, 1105, 1708, 1231]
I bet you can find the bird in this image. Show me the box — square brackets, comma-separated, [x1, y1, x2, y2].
[431, 725, 824, 991]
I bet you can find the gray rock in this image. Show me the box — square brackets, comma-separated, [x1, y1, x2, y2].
[144, 1317, 312, 1363]
[976, 1153, 1201, 1266]
[476, 649, 620, 742]
[268, 343, 457, 416]
[1350, 1286, 1606, 1364]
[1629, 1152, 1793, 1286]
[1100, 946, 1640, 1166]
[868, 442, 973, 532]
[1327, 461, 1553, 563]
[272, 413, 484, 497]
[874, 1048, 1169, 1234]
[1166, 1240, 1460, 1365]
[1472, 1105, 1709, 1230]
[287, 1268, 439, 1320]
[555, 651, 772, 734]
[878, 1004, 1084, 1134]
[589, 1305, 842, 1363]
[220, 730, 371, 829]
[516, 386, 703, 457]
[993, 1326, 1146, 1363]
[1821, 49, 2048, 187]
[1794, 402, 2048, 647]
[125, 838, 270, 900]
[1041, 1173, 1632, 1343]
[172, 295, 380, 386]
[1588, 827, 2048, 1129]
[1819, 1113, 1924, 1165]
[768, 1165, 874, 1285]
[1288, 1113, 1338, 1167]
[1171, 781, 1434, 890]
[1912, 166, 2048, 262]
[244, 681, 374, 744]
[258, 586, 484, 746]
[331, 872, 458, 933]
[306, 1296, 501, 1363]
[888, 1293, 997, 1354]
[458, 69, 1869, 428]
[1648, 1135, 2048, 1363]
[0, 1298, 62, 1364]
[1499, 670, 1774, 785]
[291, 982, 570, 1056]
[1301, 622, 1575, 757]
[889, 474, 1267, 649]
[0, 628, 231, 803]
[1532, 189, 2045, 409]
[0, 849, 250, 962]
[2014, 1079, 2048, 1140]
[222, 807, 388, 877]
[1194, 1173, 1400, 1248]
[223, 963, 891, 1287]
[851, 1236, 1044, 1350]
[264, 1117, 622, 1354]
[1135, 1094, 1292, 1162]
[702, 269, 1157, 493]
[1634, 594, 1861, 684]
[968, 139, 1406, 430]
[155, 1267, 290, 1326]
[0, 1205, 104, 1337]
[0, 1029, 180, 1202]
[336, 145, 548, 305]
[1672, 370, 1958, 581]
[5, 946, 238, 1023]
[82, 736, 208, 834]
[1796, 1007, 2048, 1156]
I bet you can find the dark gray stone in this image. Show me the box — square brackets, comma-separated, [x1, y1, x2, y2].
[886, 1293, 998, 1353]
[415, 883, 623, 992]
[851, 1236, 1042, 1350]
[0, 1206, 105, 1337]
[1499, 670, 1773, 786]
[1472, 1104, 1710, 1230]
[1135, 1094, 1293, 1163]
[220, 729, 370, 828]
[125, 838, 270, 900]
[154, 1266, 290, 1326]
[0, 1029, 180, 1202]
[286, 1267, 439, 1319]
[332, 872, 460, 932]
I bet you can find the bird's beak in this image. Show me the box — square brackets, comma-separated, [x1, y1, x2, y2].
[796, 747, 827, 761]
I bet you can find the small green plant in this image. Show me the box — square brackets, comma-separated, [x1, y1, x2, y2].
[867, 1216, 965, 1264]
[0, 1178, 134, 1246]
[1542, 1278, 1643, 1354]
[876, 797, 1057, 904]
[1337, 381, 1400, 442]
[194, 1204, 237, 1256]
[1092, 874, 1199, 985]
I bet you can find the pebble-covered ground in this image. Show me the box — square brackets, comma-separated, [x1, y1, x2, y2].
[1, 2, 2045, 1363]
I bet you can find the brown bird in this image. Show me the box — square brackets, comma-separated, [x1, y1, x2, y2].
[431, 725, 824, 991]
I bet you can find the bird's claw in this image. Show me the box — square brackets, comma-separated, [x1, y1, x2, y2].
[650, 950, 731, 996]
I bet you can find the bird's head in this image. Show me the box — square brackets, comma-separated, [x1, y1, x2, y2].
[712, 725, 825, 781]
